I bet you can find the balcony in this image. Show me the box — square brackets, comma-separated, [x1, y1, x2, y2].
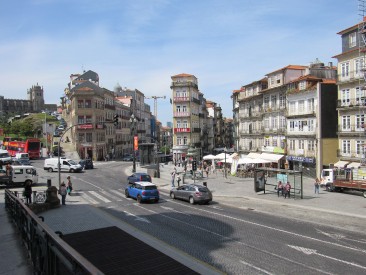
[286, 128, 316, 136]
[191, 97, 200, 105]
[337, 99, 366, 109]
[173, 96, 190, 102]
[287, 149, 316, 158]
[262, 127, 287, 135]
[337, 70, 364, 84]
[286, 109, 316, 118]
[337, 124, 365, 136]
[192, 128, 201, 133]
[337, 149, 365, 160]
[173, 111, 190, 117]
[104, 104, 116, 110]
[174, 127, 191, 133]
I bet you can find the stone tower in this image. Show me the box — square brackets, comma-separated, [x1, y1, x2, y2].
[27, 83, 45, 112]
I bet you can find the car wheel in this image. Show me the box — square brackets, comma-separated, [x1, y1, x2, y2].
[48, 168, 53, 172]
[137, 195, 142, 204]
[189, 196, 195, 205]
[155, 198, 159, 203]
[70, 169, 75, 173]
[363, 191, 366, 198]
[170, 192, 175, 199]
[125, 189, 130, 198]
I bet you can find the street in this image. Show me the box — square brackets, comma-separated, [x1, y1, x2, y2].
[7, 159, 366, 274]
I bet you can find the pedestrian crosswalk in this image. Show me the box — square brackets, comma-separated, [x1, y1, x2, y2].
[67, 188, 130, 205]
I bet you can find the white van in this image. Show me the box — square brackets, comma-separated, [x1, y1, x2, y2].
[15, 153, 29, 161]
[0, 149, 12, 164]
[44, 158, 82, 173]
[0, 165, 38, 186]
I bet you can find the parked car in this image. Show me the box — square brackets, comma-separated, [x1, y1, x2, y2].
[79, 159, 94, 169]
[170, 184, 212, 205]
[125, 181, 159, 203]
[122, 155, 134, 161]
[12, 159, 32, 166]
[58, 125, 65, 131]
[127, 172, 152, 184]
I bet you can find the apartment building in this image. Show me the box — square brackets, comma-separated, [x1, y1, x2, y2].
[170, 73, 201, 162]
[333, 19, 366, 168]
[285, 61, 338, 177]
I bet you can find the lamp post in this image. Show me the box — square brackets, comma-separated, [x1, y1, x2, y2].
[224, 147, 227, 178]
[44, 111, 48, 156]
[130, 114, 137, 173]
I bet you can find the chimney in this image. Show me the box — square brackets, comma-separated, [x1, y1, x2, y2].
[328, 62, 333, 68]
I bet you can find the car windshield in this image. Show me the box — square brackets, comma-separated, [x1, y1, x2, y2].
[144, 186, 157, 190]
[68, 160, 77, 165]
[0, 153, 10, 158]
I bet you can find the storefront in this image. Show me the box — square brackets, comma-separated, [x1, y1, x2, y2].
[286, 155, 316, 178]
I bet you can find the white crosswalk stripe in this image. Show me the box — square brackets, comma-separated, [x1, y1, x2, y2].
[89, 191, 111, 203]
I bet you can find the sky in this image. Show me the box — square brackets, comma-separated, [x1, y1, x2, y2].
[0, 0, 359, 125]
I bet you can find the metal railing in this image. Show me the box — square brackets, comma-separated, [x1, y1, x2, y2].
[4, 189, 103, 275]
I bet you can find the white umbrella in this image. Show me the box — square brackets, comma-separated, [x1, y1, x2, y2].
[238, 157, 271, 164]
[203, 154, 216, 160]
[214, 152, 231, 159]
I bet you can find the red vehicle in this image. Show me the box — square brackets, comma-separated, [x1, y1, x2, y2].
[6, 138, 41, 159]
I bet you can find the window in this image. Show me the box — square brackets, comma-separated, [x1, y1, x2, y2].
[342, 140, 351, 154]
[341, 62, 350, 78]
[271, 117, 278, 129]
[271, 95, 277, 109]
[176, 105, 181, 112]
[290, 140, 295, 150]
[78, 116, 85, 124]
[290, 121, 295, 131]
[182, 105, 187, 112]
[182, 120, 188, 128]
[85, 100, 92, 108]
[265, 138, 270, 146]
[272, 139, 277, 147]
[356, 114, 364, 130]
[299, 81, 306, 90]
[78, 100, 84, 108]
[307, 98, 314, 112]
[355, 58, 364, 76]
[264, 96, 270, 109]
[289, 102, 296, 114]
[349, 32, 357, 48]
[299, 140, 304, 150]
[279, 93, 286, 108]
[177, 137, 182, 145]
[356, 87, 363, 105]
[341, 89, 350, 106]
[183, 136, 187, 145]
[308, 140, 315, 151]
[298, 100, 305, 113]
[342, 116, 351, 130]
[78, 133, 85, 143]
[356, 140, 365, 155]
[85, 116, 92, 123]
[86, 133, 92, 142]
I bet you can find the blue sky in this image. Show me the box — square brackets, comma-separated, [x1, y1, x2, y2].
[0, 0, 358, 125]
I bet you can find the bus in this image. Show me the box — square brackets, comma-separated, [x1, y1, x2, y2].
[2, 137, 22, 149]
[6, 138, 41, 159]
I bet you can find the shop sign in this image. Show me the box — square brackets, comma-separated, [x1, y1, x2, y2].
[286, 155, 315, 163]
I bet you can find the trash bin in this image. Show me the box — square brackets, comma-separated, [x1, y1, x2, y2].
[203, 182, 207, 187]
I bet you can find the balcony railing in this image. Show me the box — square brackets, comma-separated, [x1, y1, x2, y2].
[173, 96, 190, 102]
[171, 81, 198, 89]
[173, 111, 190, 117]
[337, 99, 366, 108]
[337, 70, 364, 83]
[337, 149, 365, 159]
[287, 149, 316, 158]
[262, 127, 287, 134]
[286, 109, 316, 117]
[337, 124, 365, 134]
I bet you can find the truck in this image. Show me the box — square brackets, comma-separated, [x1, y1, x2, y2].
[0, 165, 39, 186]
[321, 167, 366, 198]
[44, 158, 82, 173]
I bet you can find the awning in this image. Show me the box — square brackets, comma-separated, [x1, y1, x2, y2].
[333, 160, 350, 168]
[260, 153, 284, 162]
[247, 152, 262, 159]
[346, 162, 361, 169]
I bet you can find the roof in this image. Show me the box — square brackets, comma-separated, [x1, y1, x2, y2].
[76, 70, 99, 82]
[135, 181, 156, 187]
[332, 48, 359, 59]
[337, 20, 364, 35]
[265, 65, 306, 76]
[70, 81, 104, 95]
[171, 73, 194, 78]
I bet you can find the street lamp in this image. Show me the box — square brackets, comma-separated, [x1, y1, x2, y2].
[44, 111, 48, 155]
[130, 114, 137, 173]
[224, 147, 227, 178]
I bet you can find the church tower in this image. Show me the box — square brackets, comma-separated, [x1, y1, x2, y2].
[27, 83, 45, 112]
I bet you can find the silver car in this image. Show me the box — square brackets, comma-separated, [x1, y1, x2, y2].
[170, 184, 212, 205]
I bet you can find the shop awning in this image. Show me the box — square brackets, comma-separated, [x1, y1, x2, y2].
[247, 152, 262, 159]
[333, 161, 350, 168]
[346, 162, 361, 169]
[260, 153, 284, 162]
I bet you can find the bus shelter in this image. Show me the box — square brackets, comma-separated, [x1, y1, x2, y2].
[254, 167, 303, 199]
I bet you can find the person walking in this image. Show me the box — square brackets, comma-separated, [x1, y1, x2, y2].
[284, 182, 291, 199]
[277, 181, 283, 197]
[171, 168, 176, 187]
[6, 163, 13, 177]
[314, 178, 320, 194]
[66, 176, 73, 195]
[59, 182, 67, 205]
[24, 181, 32, 204]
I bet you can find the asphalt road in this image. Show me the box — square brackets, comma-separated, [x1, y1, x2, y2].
[21, 160, 366, 274]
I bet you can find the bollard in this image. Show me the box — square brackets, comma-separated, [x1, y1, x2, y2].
[47, 179, 52, 187]
[203, 182, 207, 187]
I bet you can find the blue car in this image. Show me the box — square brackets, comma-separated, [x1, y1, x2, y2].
[125, 181, 159, 203]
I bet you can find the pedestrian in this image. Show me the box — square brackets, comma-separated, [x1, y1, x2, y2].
[6, 163, 12, 177]
[314, 177, 320, 194]
[59, 182, 67, 205]
[24, 181, 32, 204]
[277, 181, 283, 197]
[177, 173, 181, 186]
[171, 168, 176, 187]
[205, 166, 209, 178]
[66, 176, 73, 195]
[284, 182, 291, 199]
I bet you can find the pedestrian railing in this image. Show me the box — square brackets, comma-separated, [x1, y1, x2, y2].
[4, 189, 103, 275]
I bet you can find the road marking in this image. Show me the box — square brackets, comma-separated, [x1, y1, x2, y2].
[123, 211, 150, 223]
[99, 190, 122, 201]
[317, 230, 366, 244]
[239, 260, 272, 275]
[77, 178, 103, 190]
[160, 206, 191, 216]
[289, 245, 366, 270]
[165, 200, 366, 254]
[89, 191, 111, 203]
[81, 192, 99, 204]
[109, 189, 126, 198]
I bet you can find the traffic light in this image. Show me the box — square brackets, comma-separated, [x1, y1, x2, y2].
[113, 114, 119, 126]
[192, 160, 197, 171]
